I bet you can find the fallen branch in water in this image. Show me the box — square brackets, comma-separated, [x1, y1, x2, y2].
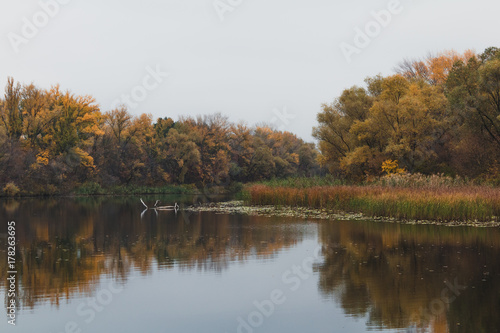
[140, 198, 179, 211]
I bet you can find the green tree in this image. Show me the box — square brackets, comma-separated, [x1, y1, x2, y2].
[313, 86, 373, 176]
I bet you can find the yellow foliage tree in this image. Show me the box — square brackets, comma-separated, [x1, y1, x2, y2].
[381, 159, 406, 175]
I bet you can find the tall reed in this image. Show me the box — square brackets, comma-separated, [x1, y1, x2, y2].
[247, 185, 500, 222]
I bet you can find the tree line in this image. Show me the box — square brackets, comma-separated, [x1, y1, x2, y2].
[314, 47, 500, 181]
[0, 81, 319, 195]
[3, 46, 498, 195]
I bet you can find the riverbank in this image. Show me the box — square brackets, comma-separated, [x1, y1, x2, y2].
[1, 182, 243, 197]
[245, 183, 500, 224]
[184, 201, 500, 227]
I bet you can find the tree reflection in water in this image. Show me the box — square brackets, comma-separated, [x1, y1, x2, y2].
[0, 196, 308, 309]
[1, 197, 499, 333]
[317, 221, 500, 333]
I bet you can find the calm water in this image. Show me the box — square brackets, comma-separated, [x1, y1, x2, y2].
[0, 196, 499, 333]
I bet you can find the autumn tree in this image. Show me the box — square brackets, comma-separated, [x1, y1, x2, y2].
[20, 83, 58, 148]
[228, 123, 255, 181]
[0, 77, 23, 139]
[316, 73, 454, 178]
[446, 48, 500, 178]
[313, 86, 373, 176]
[395, 49, 476, 85]
[0, 78, 320, 194]
[165, 127, 201, 183]
[351, 76, 449, 173]
[97, 107, 161, 185]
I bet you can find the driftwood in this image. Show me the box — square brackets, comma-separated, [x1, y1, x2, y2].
[154, 201, 180, 211]
[140, 198, 179, 212]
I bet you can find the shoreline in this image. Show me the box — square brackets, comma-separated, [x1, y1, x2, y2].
[184, 201, 500, 228]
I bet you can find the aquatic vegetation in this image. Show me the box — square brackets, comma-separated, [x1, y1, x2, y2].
[247, 185, 500, 222]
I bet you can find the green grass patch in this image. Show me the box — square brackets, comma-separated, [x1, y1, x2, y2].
[74, 183, 197, 196]
[253, 175, 348, 188]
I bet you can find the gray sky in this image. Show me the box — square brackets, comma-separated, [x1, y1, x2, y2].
[0, 0, 498, 141]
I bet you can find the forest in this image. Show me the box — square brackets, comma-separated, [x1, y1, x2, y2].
[314, 47, 500, 181]
[1, 46, 500, 196]
[0, 82, 319, 195]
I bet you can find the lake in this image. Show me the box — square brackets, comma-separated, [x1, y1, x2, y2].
[1, 196, 499, 333]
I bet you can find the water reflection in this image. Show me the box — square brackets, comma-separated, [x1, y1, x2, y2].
[0, 197, 499, 333]
[0, 196, 310, 310]
[318, 221, 500, 333]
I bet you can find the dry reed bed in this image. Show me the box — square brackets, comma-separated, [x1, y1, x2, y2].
[248, 185, 500, 222]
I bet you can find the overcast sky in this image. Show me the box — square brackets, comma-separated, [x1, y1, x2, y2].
[0, 0, 498, 141]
